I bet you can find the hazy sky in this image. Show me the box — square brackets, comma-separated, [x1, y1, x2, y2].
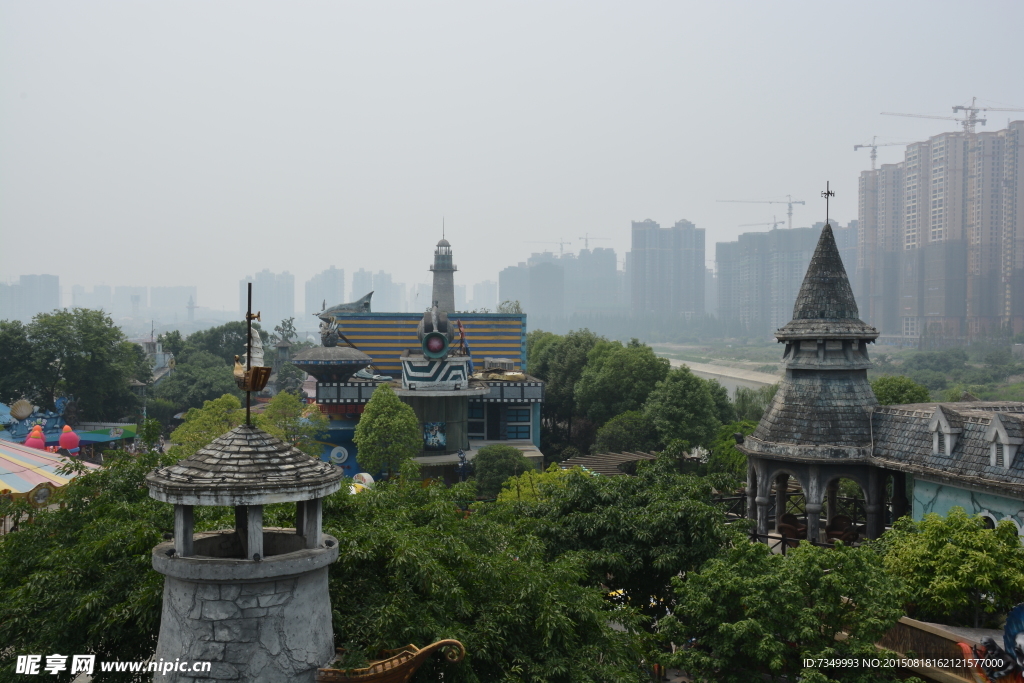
[2, 1, 1022, 311]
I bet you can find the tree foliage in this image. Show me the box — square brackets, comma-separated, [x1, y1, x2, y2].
[659, 541, 910, 683]
[880, 507, 1024, 628]
[496, 463, 581, 503]
[181, 321, 267, 366]
[0, 450, 173, 682]
[574, 339, 669, 425]
[0, 309, 151, 420]
[870, 375, 931, 406]
[353, 384, 421, 479]
[643, 366, 721, 448]
[168, 394, 244, 459]
[503, 460, 732, 632]
[255, 390, 328, 458]
[153, 348, 240, 411]
[592, 410, 660, 454]
[326, 468, 647, 682]
[706, 420, 758, 478]
[733, 384, 778, 422]
[472, 444, 536, 499]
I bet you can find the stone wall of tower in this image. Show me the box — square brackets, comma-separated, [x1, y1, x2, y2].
[154, 567, 333, 682]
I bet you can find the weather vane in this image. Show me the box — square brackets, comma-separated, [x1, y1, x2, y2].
[821, 181, 835, 226]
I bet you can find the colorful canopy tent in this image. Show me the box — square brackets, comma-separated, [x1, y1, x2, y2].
[0, 439, 99, 505]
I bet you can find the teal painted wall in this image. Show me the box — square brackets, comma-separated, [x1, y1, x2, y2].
[912, 476, 1024, 533]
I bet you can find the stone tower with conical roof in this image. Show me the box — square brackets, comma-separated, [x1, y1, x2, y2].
[739, 223, 887, 543]
[430, 238, 457, 313]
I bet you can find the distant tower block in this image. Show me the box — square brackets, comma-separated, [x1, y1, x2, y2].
[430, 238, 457, 313]
[186, 295, 196, 323]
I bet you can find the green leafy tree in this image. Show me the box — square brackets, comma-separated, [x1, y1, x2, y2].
[353, 384, 421, 479]
[255, 390, 328, 458]
[325, 467, 647, 682]
[153, 348, 240, 411]
[871, 375, 931, 406]
[0, 320, 35, 404]
[593, 410, 660, 453]
[0, 449, 174, 682]
[706, 421, 757, 478]
[733, 384, 778, 421]
[19, 309, 151, 420]
[705, 378, 736, 424]
[496, 463, 583, 503]
[574, 340, 670, 425]
[168, 394, 244, 459]
[182, 321, 267, 366]
[659, 541, 910, 683]
[880, 507, 1024, 628]
[145, 398, 179, 429]
[643, 366, 721, 448]
[525, 329, 561, 378]
[511, 460, 732, 632]
[139, 418, 163, 450]
[543, 329, 602, 442]
[157, 330, 186, 357]
[473, 444, 536, 498]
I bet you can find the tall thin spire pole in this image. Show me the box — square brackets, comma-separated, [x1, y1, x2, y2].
[821, 181, 835, 226]
[246, 283, 252, 426]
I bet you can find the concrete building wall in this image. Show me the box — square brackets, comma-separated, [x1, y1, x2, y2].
[912, 477, 1024, 536]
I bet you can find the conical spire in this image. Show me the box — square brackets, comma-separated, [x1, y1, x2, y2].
[776, 223, 877, 340]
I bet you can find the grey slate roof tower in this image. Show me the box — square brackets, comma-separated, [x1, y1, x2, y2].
[430, 238, 457, 313]
[739, 223, 897, 544]
[146, 426, 342, 681]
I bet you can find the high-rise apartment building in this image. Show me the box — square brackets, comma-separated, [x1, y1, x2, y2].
[352, 269, 373, 301]
[0, 274, 60, 323]
[240, 270, 295, 328]
[857, 121, 1024, 341]
[469, 280, 498, 311]
[629, 219, 705, 317]
[304, 267, 345, 317]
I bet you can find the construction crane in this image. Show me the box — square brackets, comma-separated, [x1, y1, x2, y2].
[739, 216, 785, 230]
[854, 137, 910, 170]
[882, 97, 1024, 134]
[578, 233, 611, 249]
[717, 195, 806, 230]
[524, 238, 573, 256]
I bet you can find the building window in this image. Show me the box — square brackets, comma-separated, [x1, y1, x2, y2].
[506, 407, 531, 440]
[507, 424, 530, 439]
[468, 403, 485, 437]
[937, 431, 946, 455]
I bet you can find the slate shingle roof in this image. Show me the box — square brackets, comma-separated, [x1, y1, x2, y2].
[559, 451, 657, 476]
[752, 372, 877, 447]
[147, 425, 343, 505]
[776, 224, 878, 340]
[870, 402, 1024, 494]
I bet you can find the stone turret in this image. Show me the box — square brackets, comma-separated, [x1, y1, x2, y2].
[747, 223, 879, 451]
[146, 425, 343, 681]
[740, 223, 887, 543]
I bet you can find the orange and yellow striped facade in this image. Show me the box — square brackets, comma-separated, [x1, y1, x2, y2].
[339, 313, 527, 377]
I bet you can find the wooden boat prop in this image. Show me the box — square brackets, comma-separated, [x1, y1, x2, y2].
[316, 640, 465, 683]
[233, 311, 271, 392]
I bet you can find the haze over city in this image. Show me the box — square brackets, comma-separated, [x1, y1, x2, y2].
[1, 1, 1021, 311]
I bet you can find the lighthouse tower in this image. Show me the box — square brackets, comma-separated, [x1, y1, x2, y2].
[430, 238, 457, 313]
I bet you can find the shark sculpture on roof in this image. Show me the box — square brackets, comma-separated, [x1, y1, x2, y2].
[315, 291, 373, 324]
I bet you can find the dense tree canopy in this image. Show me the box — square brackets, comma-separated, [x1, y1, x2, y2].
[255, 390, 329, 458]
[180, 321, 268, 366]
[472, 444, 537, 498]
[870, 375, 931, 406]
[592, 410, 660, 454]
[880, 507, 1024, 628]
[643, 366, 721, 448]
[733, 384, 778, 422]
[574, 339, 670, 425]
[0, 309, 150, 421]
[353, 384, 421, 479]
[659, 540, 910, 683]
[153, 348, 239, 411]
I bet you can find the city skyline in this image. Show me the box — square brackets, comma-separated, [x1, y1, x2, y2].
[2, 2, 1019, 311]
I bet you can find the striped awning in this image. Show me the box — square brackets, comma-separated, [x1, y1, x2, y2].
[0, 439, 99, 496]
